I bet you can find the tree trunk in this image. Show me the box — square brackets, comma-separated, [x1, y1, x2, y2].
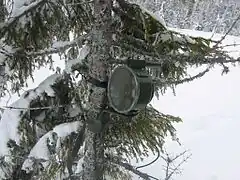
[0, 0, 4, 22]
[82, 0, 112, 179]
[0, 0, 6, 97]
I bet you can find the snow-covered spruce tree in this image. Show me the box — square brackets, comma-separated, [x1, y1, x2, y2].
[0, 0, 240, 179]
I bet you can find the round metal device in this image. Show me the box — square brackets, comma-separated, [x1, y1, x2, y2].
[107, 65, 154, 114]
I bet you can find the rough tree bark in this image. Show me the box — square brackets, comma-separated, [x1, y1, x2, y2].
[0, 0, 6, 97]
[82, 0, 113, 179]
[0, 0, 4, 22]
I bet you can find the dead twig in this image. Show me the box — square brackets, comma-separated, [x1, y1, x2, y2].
[160, 150, 192, 180]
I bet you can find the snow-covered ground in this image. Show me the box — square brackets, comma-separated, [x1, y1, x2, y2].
[1, 30, 240, 180]
[143, 65, 240, 180]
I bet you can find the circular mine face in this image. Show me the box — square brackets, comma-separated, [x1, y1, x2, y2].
[108, 65, 139, 113]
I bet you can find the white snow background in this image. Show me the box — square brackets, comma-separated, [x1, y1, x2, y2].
[0, 30, 240, 180]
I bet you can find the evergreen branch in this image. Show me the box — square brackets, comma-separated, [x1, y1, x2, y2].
[113, 52, 240, 67]
[197, 56, 240, 65]
[66, 122, 86, 177]
[0, 103, 77, 110]
[0, 48, 12, 57]
[65, 1, 94, 6]
[108, 155, 159, 180]
[136, 147, 160, 170]
[218, 43, 240, 48]
[0, 34, 90, 58]
[0, 0, 46, 38]
[26, 34, 90, 57]
[154, 67, 210, 86]
[18, 121, 84, 176]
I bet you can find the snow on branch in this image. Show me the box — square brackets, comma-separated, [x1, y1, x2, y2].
[27, 33, 90, 58]
[0, 33, 90, 60]
[22, 121, 83, 173]
[0, 73, 61, 157]
[139, 3, 167, 29]
[65, 44, 90, 73]
[0, 0, 46, 38]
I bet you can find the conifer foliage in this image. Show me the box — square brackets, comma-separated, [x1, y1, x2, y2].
[0, 0, 239, 179]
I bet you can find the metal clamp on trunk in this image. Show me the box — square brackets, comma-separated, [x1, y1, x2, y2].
[86, 76, 108, 89]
